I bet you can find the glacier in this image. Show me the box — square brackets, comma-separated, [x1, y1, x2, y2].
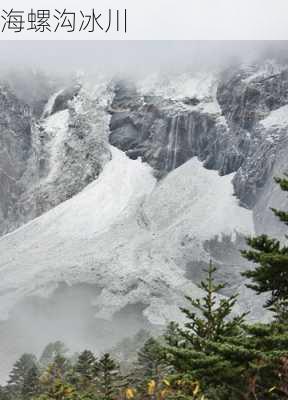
[0, 59, 288, 379]
[0, 144, 254, 327]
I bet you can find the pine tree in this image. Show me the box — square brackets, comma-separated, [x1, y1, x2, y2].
[130, 337, 171, 400]
[179, 261, 247, 346]
[75, 350, 97, 389]
[7, 353, 37, 396]
[202, 322, 288, 399]
[0, 387, 11, 400]
[97, 353, 120, 400]
[164, 264, 250, 399]
[164, 263, 288, 398]
[38, 354, 76, 400]
[242, 175, 288, 314]
[76, 350, 96, 378]
[22, 363, 40, 399]
[163, 322, 182, 347]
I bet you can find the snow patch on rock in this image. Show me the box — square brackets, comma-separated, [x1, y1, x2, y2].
[260, 104, 288, 129]
[42, 110, 70, 183]
[139, 72, 218, 101]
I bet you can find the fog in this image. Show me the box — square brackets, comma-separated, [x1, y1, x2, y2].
[0, 41, 288, 78]
[0, 284, 151, 382]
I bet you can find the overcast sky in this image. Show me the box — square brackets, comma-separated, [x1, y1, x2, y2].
[0, 41, 288, 77]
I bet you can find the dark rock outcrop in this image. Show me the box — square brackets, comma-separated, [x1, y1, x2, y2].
[50, 85, 81, 116]
[109, 65, 288, 218]
[0, 84, 32, 234]
[0, 81, 110, 236]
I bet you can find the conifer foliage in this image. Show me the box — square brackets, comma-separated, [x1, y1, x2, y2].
[242, 175, 288, 312]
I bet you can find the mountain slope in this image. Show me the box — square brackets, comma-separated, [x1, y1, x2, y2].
[0, 60, 287, 380]
[0, 144, 256, 329]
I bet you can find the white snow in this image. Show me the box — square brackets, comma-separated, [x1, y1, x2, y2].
[260, 104, 288, 129]
[197, 100, 221, 115]
[41, 109, 70, 183]
[42, 89, 64, 117]
[138, 72, 223, 117]
[35, 146, 156, 240]
[243, 60, 285, 83]
[144, 157, 254, 241]
[0, 151, 254, 324]
[0, 146, 156, 318]
[139, 72, 217, 101]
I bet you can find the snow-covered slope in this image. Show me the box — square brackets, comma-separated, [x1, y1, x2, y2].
[0, 146, 254, 325]
[0, 79, 112, 236]
[144, 158, 253, 240]
[0, 147, 156, 317]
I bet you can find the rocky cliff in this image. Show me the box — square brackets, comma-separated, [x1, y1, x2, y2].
[0, 79, 111, 235]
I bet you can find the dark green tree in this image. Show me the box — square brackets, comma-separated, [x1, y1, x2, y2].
[179, 261, 247, 346]
[203, 322, 288, 399]
[133, 337, 168, 389]
[0, 386, 12, 400]
[7, 353, 37, 397]
[164, 264, 250, 399]
[22, 363, 40, 399]
[75, 350, 97, 389]
[163, 322, 182, 347]
[164, 262, 288, 399]
[97, 353, 120, 400]
[242, 175, 288, 315]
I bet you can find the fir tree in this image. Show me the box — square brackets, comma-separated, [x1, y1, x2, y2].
[136, 338, 166, 380]
[164, 264, 250, 399]
[0, 387, 10, 400]
[132, 337, 168, 391]
[7, 353, 37, 396]
[22, 363, 40, 399]
[97, 353, 120, 400]
[75, 350, 97, 389]
[38, 354, 76, 400]
[163, 322, 182, 347]
[165, 263, 288, 399]
[242, 175, 288, 314]
[179, 261, 247, 346]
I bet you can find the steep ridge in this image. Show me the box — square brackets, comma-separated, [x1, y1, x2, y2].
[0, 80, 111, 235]
[0, 84, 32, 235]
[109, 62, 288, 236]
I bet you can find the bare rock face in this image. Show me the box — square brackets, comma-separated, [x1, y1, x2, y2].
[2, 61, 288, 238]
[0, 80, 111, 235]
[0, 84, 32, 234]
[109, 80, 233, 176]
[109, 77, 256, 183]
[109, 63, 288, 236]
[217, 65, 288, 130]
[1, 61, 288, 238]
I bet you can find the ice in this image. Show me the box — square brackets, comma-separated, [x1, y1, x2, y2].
[0, 151, 254, 324]
[42, 109, 70, 183]
[260, 104, 288, 129]
[138, 72, 218, 101]
[144, 157, 254, 241]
